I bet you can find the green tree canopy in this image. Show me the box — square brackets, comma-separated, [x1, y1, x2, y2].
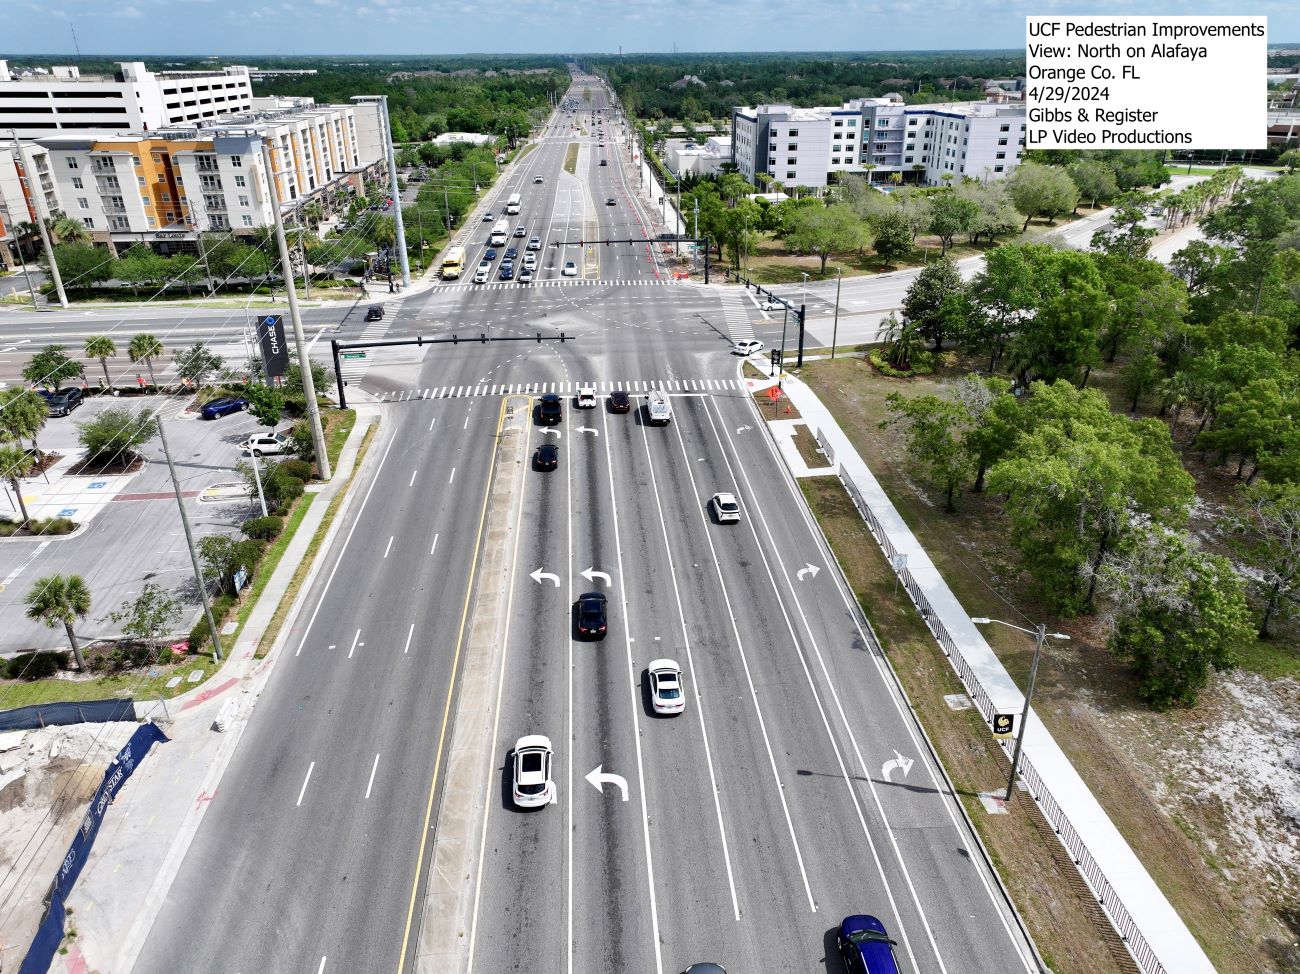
[24, 573, 91, 671]
[1006, 161, 1080, 230]
[22, 345, 84, 391]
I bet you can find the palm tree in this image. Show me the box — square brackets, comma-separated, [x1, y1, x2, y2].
[84, 335, 117, 390]
[48, 214, 91, 246]
[24, 573, 91, 671]
[12, 221, 40, 262]
[0, 443, 36, 525]
[128, 333, 164, 389]
[0, 388, 50, 461]
[888, 171, 903, 187]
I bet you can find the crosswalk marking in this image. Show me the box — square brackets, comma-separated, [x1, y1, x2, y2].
[432, 277, 696, 292]
[371, 378, 744, 404]
[721, 289, 756, 343]
[339, 312, 396, 383]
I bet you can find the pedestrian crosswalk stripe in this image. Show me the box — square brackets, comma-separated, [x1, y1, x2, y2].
[721, 289, 756, 343]
[431, 277, 696, 293]
[371, 378, 743, 403]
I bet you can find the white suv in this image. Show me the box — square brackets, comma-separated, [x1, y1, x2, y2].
[473, 261, 491, 283]
[522, 252, 537, 271]
[576, 384, 596, 408]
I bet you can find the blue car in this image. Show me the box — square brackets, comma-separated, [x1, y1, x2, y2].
[201, 396, 248, 420]
[504, 247, 518, 260]
[838, 915, 901, 974]
[484, 249, 497, 261]
[499, 262, 515, 280]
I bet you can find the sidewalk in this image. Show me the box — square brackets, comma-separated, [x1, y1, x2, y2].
[7, 404, 383, 974]
[769, 370, 1215, 974]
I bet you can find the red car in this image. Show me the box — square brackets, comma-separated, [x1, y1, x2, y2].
[608, 390, 631, 413]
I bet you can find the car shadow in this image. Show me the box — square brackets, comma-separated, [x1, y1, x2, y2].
[823, 926, 842, 972]
[500, 750, 520, 812]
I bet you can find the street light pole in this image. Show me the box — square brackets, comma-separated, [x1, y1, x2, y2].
[830, 266, 843, 358]
[971, 617, 1069, 804]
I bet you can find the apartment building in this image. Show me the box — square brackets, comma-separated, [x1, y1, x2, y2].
[2, 97, 386, 262]
[663, 136, 732, 177]
[0, 142, 55, 270]
[732, 93, 1027, 189]
[0, 61, 254, 134]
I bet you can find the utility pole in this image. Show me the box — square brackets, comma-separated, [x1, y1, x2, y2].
[443, 186, 452, 237]
[831, 267, 843, 359]
[157, 415, 222, 662]
[260, 142, 332, 480]
[1005, 623, 1046, 803]
[10, 130, 68, 309]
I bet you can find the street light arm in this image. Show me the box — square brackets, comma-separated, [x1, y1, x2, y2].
[970, 616, 1070, 641]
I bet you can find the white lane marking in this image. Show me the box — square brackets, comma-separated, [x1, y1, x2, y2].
[384, 536, 394, 559]
[347, 628, 361, 659]
[429, 416, 437, 431]
[599, 405, 665, 974]
[726, 400, 1034, 970]
[636, 402, 741, 920]
[448, 466, 456, 484]
[317, 956, 326, 974]
[409, 469, 418, 487]
[467, 392, 534, 974]
[707, 398, 945, 968]
[463, 413, 471, 430]
[293, 430, 399, 657]
[566, 367, 576, 974]
[430, 533, 439, 556]
[667, 409, 817, 912]
[296, 762, 315, 807]
[1, 539, 50, 588]
[365, 753, 381, 799]
[403, 623, 415, 655]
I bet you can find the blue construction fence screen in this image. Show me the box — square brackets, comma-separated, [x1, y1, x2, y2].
[19, 722, 169, 974]
[0, 698, 137, 732]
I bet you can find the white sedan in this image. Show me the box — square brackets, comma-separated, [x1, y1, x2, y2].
[710, 492, 741, 524]
[561, 260, 578, 277]
[648, 659, 685, 715]
[512, 735, 555, 809]
[244, 431, 291, 457]
[731, 339, 764, 356]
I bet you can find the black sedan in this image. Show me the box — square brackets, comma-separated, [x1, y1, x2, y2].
[575, 592, 608, 639]
[41, 387, 84, 417]
[533, 443, 559, 471]
[537, 393, 563, 425]
[201, 396, 248, 420]
[608, 390, 631, 413]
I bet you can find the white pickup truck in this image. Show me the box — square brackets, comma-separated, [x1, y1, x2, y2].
[577, 384, 596, 408]
[647, 389, 672, 425]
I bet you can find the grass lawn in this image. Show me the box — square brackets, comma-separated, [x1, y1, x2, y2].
[323, 408, 357, 471]
[564, 143, 578, 175]
[0, 655, 222, 709]
[790, 425, 828, 468]
[800, 352, 1294, 974]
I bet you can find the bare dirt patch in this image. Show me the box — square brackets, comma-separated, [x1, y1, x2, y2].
[801, 353, 1300, 974]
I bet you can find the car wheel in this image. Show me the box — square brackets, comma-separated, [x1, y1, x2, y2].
[252, 449, 263, 457]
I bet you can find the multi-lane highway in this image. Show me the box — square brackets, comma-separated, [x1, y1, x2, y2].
[127, 73, 1038, 974]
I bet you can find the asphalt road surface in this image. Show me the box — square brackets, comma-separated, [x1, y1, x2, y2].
[130, 75, 1036, 974]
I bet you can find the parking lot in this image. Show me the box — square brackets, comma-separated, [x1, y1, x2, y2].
[0, 394, 286, 653]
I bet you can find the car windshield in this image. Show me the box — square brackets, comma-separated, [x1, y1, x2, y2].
[847, 928, 891, 945]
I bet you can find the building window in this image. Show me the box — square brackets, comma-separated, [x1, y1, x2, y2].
[147, 215, 156, 226]
[242, 215, 253, 227]
[998, 138, 1008, 145]
[786, 171, 796, 179]
[788, 158, 797, 165]
[234, 174, 246, 187]
[904, 156, 914, 163]
[834, 120, 843, 127]
[832, 158, 840, 165]
[238, 195, 249, 206]
[81, 217, 93, 228]
[847, 118, 856, 126]
[1000, 124, 1010, 132]
[878, 120, 889, 128]
[788, 129, 798, 137]
[66, 157, 78, 169]
[908, 119, 918, 126]
[133, 156, 142, 166]
[996, 152, 1006, 159]
[166, 212, 176, 222]
[994, 165, 1004, 172]
[71, 177, 83, 189]
[833, 132, 842, 140]
[230, 155, 243, 167]
[77, 197, 88, 209]
[161, 192, 171, 202]
[137, 175, 146, 187]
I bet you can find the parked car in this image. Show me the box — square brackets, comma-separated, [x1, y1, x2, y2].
[201, 396, 248, 420]
[365, 305, 384, 321]
[533, 443, 559, 471]
[43, 387, 84, 417]
[607, 389, 631, 413]
[731, 339, 763, 356]
[512, 735, 555, 809]
[575, 591, 608, 639]
[837, 915, 902, 974]
[648, 659, 685, 715]
[537, 393, 563, 425]
[244, 431, 291, 456]
[562, 261, 578, 277]
[710, 492, 741, 524]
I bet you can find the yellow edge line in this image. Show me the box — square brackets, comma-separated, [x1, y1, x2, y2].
[395, 394, 510, 974]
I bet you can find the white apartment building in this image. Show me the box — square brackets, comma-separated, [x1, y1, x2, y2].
[732, 93, 1027, 189]
[0, 143, 55, 270]
[0, 61, 254, 135]
[5, 97, 385, 259]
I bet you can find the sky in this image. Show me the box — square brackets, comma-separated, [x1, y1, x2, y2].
[2, 0, 1298, 55]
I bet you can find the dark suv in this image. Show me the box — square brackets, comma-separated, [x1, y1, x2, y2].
[44, 387, 84, 417]
[537, 393, 563, 425]
[365, 305, 384, 321]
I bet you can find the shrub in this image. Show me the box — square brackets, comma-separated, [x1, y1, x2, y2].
[33, 516, 77, 535]
[189, 614, 213, 654]
[282, 393, 309, 418]
[265, 469, 305, 509]
[289, 420, 315, 463]
[277, 458, 313, 482]
[241, 515, 284, 541]
[868, 348, 936, 377]
[4, 651, 67, 680]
